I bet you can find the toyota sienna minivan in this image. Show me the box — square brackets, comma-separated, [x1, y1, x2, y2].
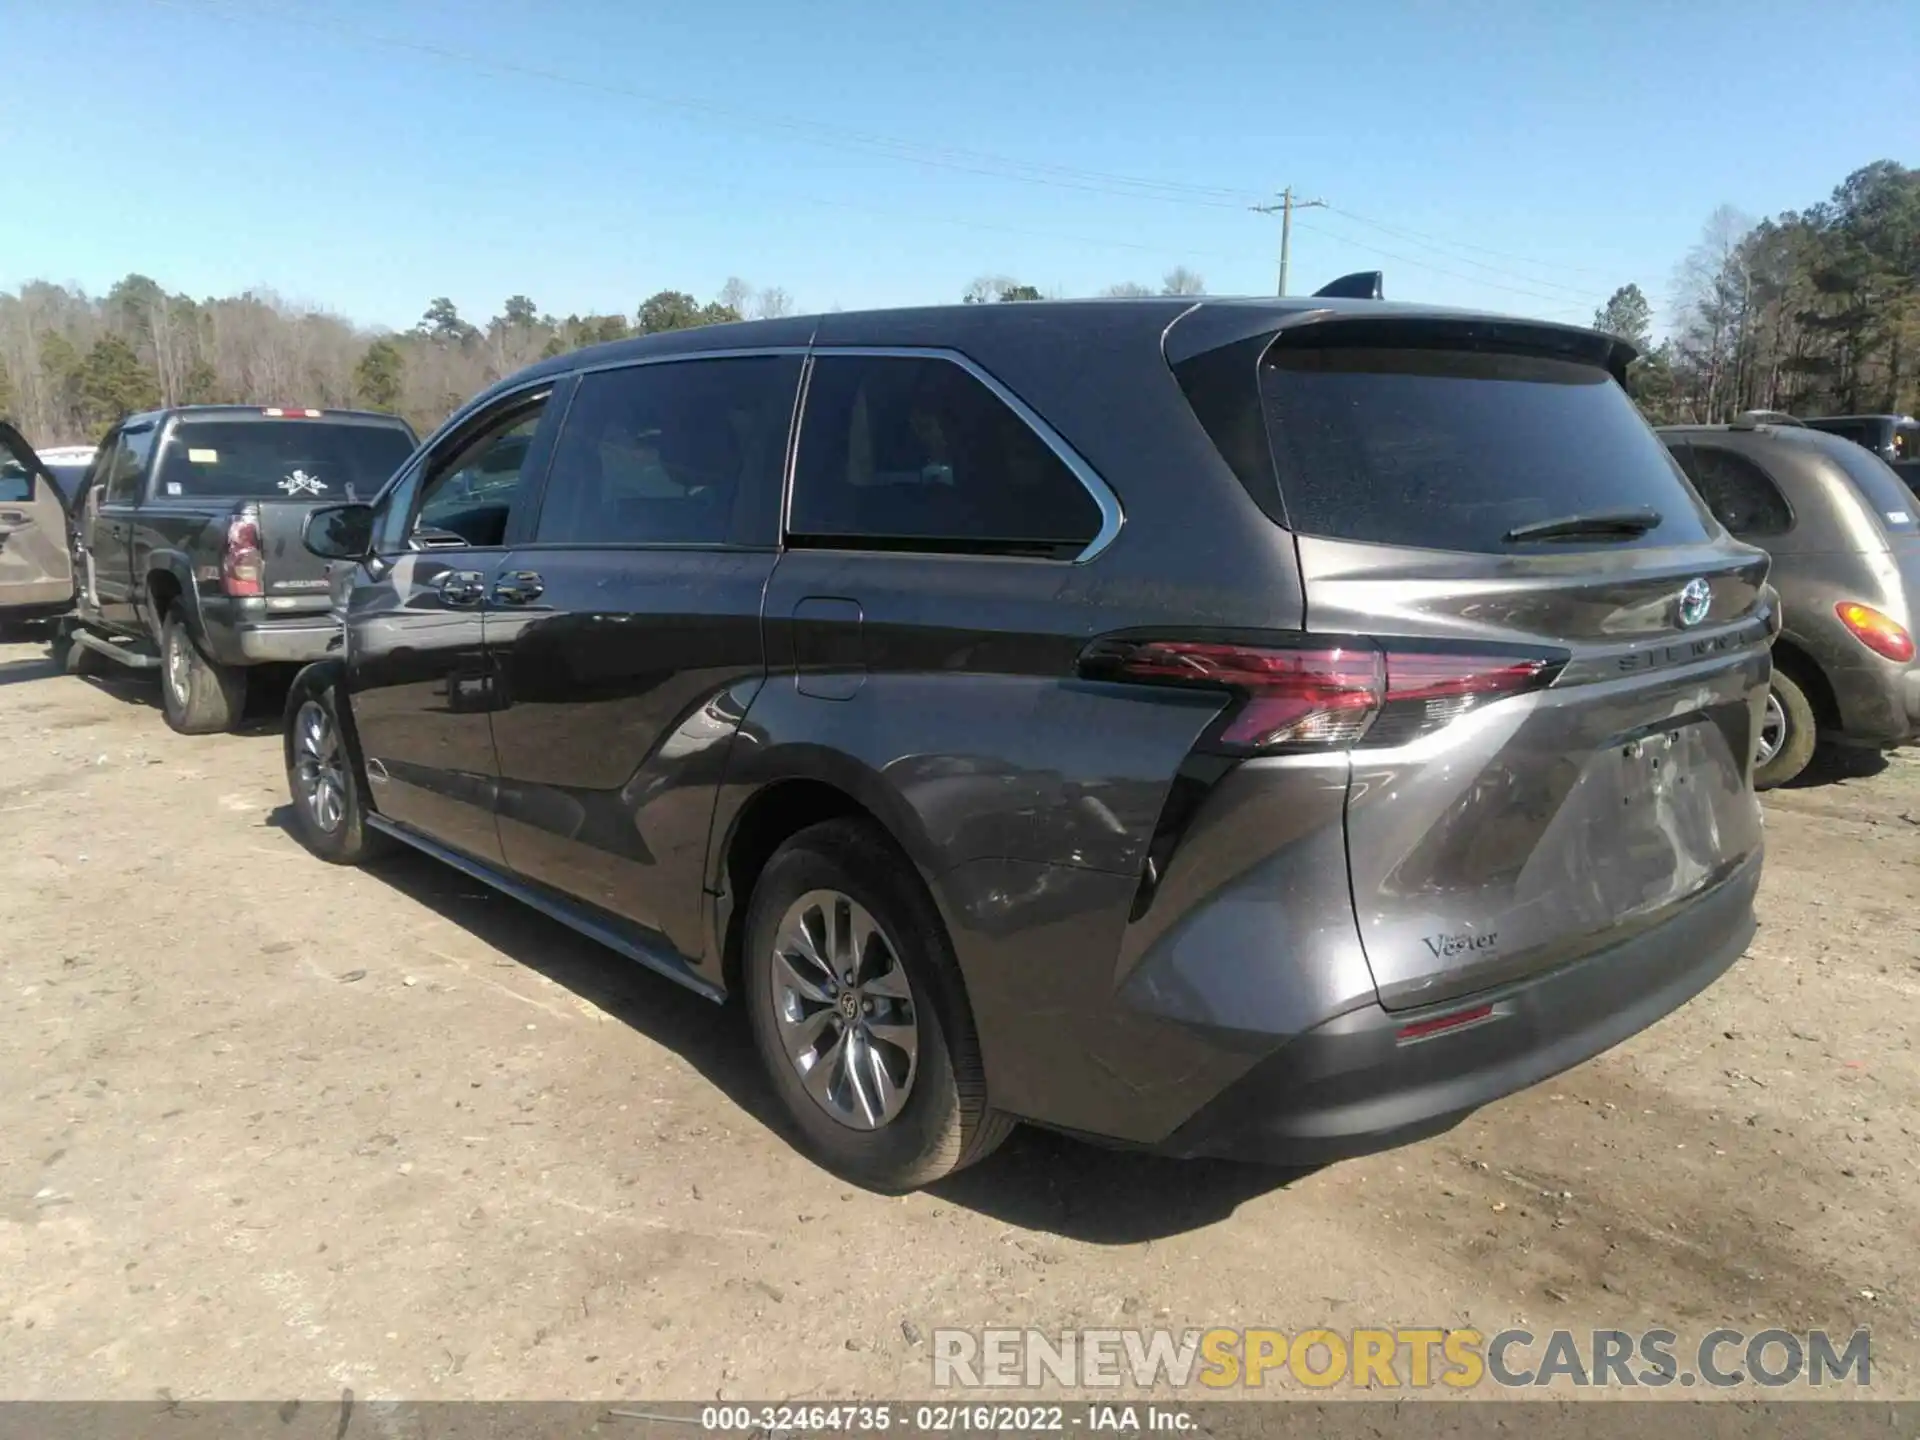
[283, 293, 1774, 1190]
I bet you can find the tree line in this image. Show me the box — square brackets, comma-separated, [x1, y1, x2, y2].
[0, 265, 1208, 447]
[4, 157, 1912, 448]
[1594, 160, 1918, 423]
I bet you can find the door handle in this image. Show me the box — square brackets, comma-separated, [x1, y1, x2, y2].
[436, 569, 488, 606]
[491, 570, 544, 605]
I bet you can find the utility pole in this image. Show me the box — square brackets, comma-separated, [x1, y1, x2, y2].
[1251, 187, 1326, 297]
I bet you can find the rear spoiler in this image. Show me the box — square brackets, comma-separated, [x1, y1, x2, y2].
[1166, 272, 1638, 386]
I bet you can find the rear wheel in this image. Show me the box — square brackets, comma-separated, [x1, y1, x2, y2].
[743, 819, 1013, 1192]
[160, 612, 246, 734]
[1754, 670, 1817, 789]
[285, 686, 389, 864]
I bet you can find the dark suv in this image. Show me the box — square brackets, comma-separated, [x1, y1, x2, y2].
[285, 299, 1773, 1190]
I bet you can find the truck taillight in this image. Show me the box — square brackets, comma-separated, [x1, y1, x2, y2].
[222, 512, 264, 597]
[1079, 637, 1564, 752]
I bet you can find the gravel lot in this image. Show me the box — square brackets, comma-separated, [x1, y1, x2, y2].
[2, 633, 1915, 1401]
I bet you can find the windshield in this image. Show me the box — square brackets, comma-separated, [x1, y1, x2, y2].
[1895, 423, 1920, 463]
[152, 420, 415, 502]
[1259, 346, 1711, 553]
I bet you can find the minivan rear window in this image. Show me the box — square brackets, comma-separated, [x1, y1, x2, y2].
[1258, 347, 1711, 553]
[1825, 440, 1918, 535]
[151, 420, 415, 502]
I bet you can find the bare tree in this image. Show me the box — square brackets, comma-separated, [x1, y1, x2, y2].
[1161, 267, 1207, 296]
[1669, 206, 1755, 421]
[718, 276, 754, 319]
[752, 286, 794, 319]
[1101, 282, 1156, 298]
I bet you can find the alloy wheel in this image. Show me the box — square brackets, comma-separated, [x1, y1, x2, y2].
[164, 627, 191, 708]
[293, 699, 347, 834]
[768, 888, 919, 1130]
[1756, 689, 1788, 768]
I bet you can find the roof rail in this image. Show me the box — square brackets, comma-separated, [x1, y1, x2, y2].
[1312, 271, 1384, 301]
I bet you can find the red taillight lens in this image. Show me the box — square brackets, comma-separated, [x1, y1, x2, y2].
[222, 512, 264, 597]
[1835, 601, 1915, 663]
[1083, 640, 1383, 750]
[1080, 638, 1563, 752]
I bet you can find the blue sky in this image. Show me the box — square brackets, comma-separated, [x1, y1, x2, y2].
[4, 0, 1913, 334]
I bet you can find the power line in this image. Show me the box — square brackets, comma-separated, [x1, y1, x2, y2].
[150, 0, 1610, 308]
[1290, 219, 1598, 316]
[152, 0, 1268, 212]
[1323, 203, 1609, 282]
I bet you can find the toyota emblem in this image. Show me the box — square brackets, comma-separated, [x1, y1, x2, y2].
[1676, 578, 1712, 629]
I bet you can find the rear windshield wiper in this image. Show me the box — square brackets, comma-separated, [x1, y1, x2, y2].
[1504, 508, 1662, 544]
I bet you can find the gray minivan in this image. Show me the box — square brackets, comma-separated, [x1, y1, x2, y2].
[282, 295, 1774, 1189]
[1663, 419, 1920, 786]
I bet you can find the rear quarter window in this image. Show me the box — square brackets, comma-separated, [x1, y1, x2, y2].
[789, 353, 1102, 558]
[1259, 347, 1711, 553]
[1825, 442, 1918, 535]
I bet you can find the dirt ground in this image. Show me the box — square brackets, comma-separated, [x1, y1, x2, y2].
[2, 632, 1916, 1403]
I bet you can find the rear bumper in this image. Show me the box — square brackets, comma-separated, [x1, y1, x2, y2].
[1828, 657, 1920, 746]
[198, 597, 339, 666]
[1153, 848, 1761, 1165]
[233, 622, 337, 664]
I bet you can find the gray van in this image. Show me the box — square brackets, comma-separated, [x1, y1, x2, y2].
[281, 293, 1776, 1190]
[1662, 419, 1920, 786]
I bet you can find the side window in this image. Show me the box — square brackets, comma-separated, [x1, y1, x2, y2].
[534, 355, 800, 548]
[789, 354, 1103, 558]
[399, 393, 552, 550]
[102, 427, 155, 506]
[1686, 446, 1793, 538]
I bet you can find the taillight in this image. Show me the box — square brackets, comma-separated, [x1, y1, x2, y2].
[263, 407, 323, 418]
[1079, 637, 1562, 752]
[1366, 651, 1561, 747]
[1835, 601, 1915, 663]
[222, 512, 264, 597]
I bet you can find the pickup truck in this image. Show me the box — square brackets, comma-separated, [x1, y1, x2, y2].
[62, 404, 417, 733]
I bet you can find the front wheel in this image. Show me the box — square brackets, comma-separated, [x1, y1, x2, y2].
[285, 685, 390, 865]
[743, 819, 1013, 1192]
[160, 612, 246, 734]
[1755, 670, 1817, 789]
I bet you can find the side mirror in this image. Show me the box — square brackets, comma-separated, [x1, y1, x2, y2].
[305, 502, 376, 561]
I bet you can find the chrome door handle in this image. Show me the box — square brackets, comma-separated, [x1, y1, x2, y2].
[436, 569, 487, 606]
[492, 570, 544, 605]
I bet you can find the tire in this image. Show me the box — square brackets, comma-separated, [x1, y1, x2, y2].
[743, 818, 1014, 1192]
[285, 683, 390, 864]
[1755, 669, 1817, 789]
[160, 611, 246, 734]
